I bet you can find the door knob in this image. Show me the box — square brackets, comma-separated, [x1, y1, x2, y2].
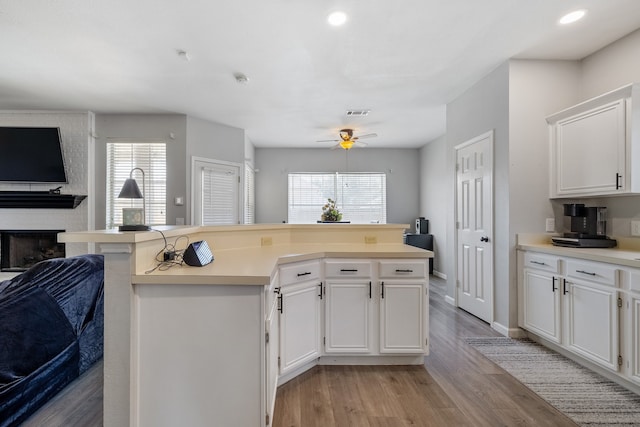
[480, 236, 489, 242]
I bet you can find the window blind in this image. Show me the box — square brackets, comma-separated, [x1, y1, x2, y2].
[106, 142, 167, 228]
[244, 163, 255, 224]
[288, 172, 386, 224]
[201, 166, 237, 225]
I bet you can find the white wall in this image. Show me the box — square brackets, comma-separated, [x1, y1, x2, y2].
[0, 111, 94, 256]
[418, 135, 446, 274]
[254, 147, 420, 225]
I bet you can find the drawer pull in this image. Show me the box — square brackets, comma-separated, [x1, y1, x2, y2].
[277, 294, 283, 314]
[576, 269, 596, 276]
[530, 260, 547, 266]
[395, 269, 414, 273]
[297, 271, 312, 277]
[340, 269, 358, 272]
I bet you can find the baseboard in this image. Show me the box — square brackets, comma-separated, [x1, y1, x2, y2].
[444, 294, 456, 306]
[491, 322, 526, 338]
[433, 270, 446, 280]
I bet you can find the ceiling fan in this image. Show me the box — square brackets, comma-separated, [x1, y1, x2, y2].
[317, 128, 377, 150]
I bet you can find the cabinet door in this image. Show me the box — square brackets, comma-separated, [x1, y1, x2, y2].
[279, 280, 321, 375]
[265, 293, 279, 424]
[630, 293, 640, 384]
[379, 281, 426, 353]
[553, 99, 626, 197]
[325, 279, 373, 353]
[564, 280, 619, 371]
[522, 268, 562, 343]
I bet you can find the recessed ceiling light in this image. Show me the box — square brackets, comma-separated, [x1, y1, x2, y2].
[327, 11, 347, 26]
[559, 9, 587, 25]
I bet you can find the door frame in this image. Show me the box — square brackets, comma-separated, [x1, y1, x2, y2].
[190, 156, 243, 225]
[453, 130, 495, 323]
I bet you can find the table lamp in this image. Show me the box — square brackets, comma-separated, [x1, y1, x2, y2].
[118, 167, 150, 231]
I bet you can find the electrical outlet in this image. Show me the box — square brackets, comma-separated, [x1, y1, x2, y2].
[545, 218, 555, 233]
[364, 236, 377, 244]
[631, 220, 640, 236]
[261, 237, 273, 246]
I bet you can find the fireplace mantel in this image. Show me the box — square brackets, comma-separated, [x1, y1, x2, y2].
[0, 191, 86, 209]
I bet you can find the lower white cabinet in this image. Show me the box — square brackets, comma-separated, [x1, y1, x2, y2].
[379, 281, 426, 353]
[324, 279, 373, 353]
[563, 279, 619, 370]
[278, 279, 322, 375]
[518, 251, 621, 373]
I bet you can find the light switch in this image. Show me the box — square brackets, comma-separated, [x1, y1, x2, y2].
[545, 218, 555, 233]
[174, 196, 184, 206]
[632, 220, 640, 236]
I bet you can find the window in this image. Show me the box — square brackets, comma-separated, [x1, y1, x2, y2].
[288, 172, 386, 224]
[106, 142, 167, 228]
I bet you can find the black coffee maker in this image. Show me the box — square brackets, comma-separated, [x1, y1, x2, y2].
[551, 204, 617, 248]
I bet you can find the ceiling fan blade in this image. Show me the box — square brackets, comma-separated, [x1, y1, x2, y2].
[353, 133, 377, 140]
[330, 143, 342, 150]
[355, 141, 368, 147]
[317, 139, 339, 143]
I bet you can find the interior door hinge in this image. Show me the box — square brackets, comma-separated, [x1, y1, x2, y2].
[425, 337, 428, 346]
[618, 297, 623, 308]
[618, 355, 623, 366]
[277, 356, 281, 368]
[323, 336, 326, 345]
[265, 332, 269, 344]
[266, 413, 270, 425]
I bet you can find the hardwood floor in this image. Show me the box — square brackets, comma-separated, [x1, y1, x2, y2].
[22, 276, 577, 426]
[272, 276, 578, 427]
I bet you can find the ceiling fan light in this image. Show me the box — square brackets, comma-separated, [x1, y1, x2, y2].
[340, 140, 354, 150]
[328, 11, 348, 26]
[559, 9, 587, 25]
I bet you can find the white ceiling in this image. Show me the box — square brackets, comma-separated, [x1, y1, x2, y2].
[2, 0, 640, 149]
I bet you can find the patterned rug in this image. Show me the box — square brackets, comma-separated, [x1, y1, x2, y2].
[464, 337, 640, 426]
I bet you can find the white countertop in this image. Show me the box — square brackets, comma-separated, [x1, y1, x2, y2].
[134, 243, 432, 286]
[517, 234, 640, 268]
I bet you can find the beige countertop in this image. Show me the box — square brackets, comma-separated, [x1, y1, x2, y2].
[517, 234, 640, 268]
[134, 243, 432, 286]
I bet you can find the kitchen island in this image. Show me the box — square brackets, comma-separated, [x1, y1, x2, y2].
[59, 224, 433, 427]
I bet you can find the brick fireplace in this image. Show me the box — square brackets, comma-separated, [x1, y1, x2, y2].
[0, 230, 65, 272]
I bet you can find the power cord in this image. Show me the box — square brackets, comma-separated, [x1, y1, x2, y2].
[145, 229, 190, 273]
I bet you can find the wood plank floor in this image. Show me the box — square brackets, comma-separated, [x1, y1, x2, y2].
[22, 276, 577, 426]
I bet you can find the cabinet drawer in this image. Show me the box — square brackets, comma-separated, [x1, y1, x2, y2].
[325, 260, 372, 278]
[523, 252, 561, 274]
[378, 260, 426, 279]
[280, 260, 321, 286]
[565, 259, 617, 286]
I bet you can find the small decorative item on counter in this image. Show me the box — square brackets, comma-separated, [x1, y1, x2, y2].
[321, 198, 342, 222]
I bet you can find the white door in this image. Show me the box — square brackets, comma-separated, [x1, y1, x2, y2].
[455, 131, 493, 323]
[192, 158, 241, 225]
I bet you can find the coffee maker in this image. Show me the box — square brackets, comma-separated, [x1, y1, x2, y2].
[551, 204, 617, 248]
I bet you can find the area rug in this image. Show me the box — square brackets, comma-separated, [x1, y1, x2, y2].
[464, 337, 640, 426]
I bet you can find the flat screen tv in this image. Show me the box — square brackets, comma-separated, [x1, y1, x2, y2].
[0, 127, 68, 183]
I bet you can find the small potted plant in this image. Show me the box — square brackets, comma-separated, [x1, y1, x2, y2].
[321, 198, 342, 222]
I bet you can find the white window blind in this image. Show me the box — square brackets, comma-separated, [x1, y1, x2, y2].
[288, 172, 386, 224]
[201, 166, 237, 224]
[244, 163, 255, 224]
[106, 142, 167, 228]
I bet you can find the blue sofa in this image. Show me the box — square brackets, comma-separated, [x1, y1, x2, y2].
[0, 254, 104, 427]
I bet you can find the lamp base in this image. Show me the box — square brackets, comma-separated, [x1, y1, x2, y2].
[118, 224, 151, 232]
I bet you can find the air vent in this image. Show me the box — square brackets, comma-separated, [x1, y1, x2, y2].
[346, 110, 370, 117]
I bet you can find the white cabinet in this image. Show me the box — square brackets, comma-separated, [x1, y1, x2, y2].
[278, 261, 322, 376]
[520, 253, 562, 344]
[548, 83, 640, 198]
[265, 273, 279, 425]
[518, 251, 620, 372]
[378, 260, 428, 354]
[323, 259, 429, 356]
[324, 260, 373, 354]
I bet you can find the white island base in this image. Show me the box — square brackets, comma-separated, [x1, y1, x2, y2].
[60, 224, 432, 427]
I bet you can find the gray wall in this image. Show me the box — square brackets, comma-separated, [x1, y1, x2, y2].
[445, 61, 510, 327]
[254, 147, 420, 226]
[94, 114, 188, 229]
[418, 135, 446, 274]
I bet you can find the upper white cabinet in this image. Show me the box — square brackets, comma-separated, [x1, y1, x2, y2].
[548, 83, 640, 198]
